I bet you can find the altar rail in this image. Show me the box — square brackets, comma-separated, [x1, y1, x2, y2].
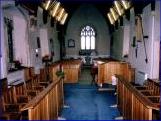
[117, 76, 160, 120]
[21, 77, 64, 120]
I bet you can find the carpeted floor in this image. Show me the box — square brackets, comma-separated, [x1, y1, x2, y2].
[60, 84, 120, 120]
[78, 66, 93, 85]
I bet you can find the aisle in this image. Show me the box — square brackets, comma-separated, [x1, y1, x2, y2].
[60, 84, 120, 120]
[78, 66, 93, 85]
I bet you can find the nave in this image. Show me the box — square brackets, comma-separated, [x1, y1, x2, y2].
[0, 59, 160, 120]
[61, 84, 119, 120]
[0, 0, 160, 120]
[60, 68, 120, 120]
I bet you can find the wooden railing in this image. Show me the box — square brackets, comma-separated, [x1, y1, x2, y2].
[117, 76, 160, 120]
[21, 77, 64, 120]
[97, 61, 135, 84]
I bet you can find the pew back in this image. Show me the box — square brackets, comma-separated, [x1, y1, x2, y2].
[97, 61, 135, 84]
[21, 77, 64, 120]
[61, 59, 82, 83]
[117, 76, 160, 120]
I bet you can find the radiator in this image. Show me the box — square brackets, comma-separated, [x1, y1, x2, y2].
[135, 71, 148, 85]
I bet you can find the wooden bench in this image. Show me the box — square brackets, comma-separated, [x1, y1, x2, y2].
[97, 61, 135, 85]
[117, 76, 160, 120]
[61, 59, 82, 83]
[0, 86, 25, 120]
[133, 79, 160, 96]
[21, 77, 64, 120]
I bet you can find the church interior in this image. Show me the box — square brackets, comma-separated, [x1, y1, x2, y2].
[0, 0, 160, 120]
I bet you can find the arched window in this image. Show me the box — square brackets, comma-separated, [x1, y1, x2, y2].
[81, 26, 95, 50]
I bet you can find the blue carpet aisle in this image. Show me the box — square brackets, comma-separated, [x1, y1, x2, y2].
[60, 84, 120, 120]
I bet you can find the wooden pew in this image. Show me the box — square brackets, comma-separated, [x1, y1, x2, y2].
[21, 77, 64, 120]
[50, 62, 60, 81]
[0, 78, 8, 93]
[39, 68, 50, 86]
[61, 59, 82, 83]
[0, 86, 24, 120]
[134, 79, 160, 96]
[97, 61, 135, 85]
[24, 67, 35, 81]
[117, 76, 160, 120]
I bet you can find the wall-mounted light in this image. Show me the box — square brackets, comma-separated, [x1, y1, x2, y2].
[107, 13, 115, 25]
[35, 49, 39, 57]
[110, 8, 119, 21]
[60, 13, 68, 25]
[114, 1, 124, 16]
[56, 8, 65, 21]
[50, 1, 60, 17]
[121, 0, 131, 10]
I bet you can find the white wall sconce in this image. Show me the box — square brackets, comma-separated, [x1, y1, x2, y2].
[35, 49, 39, 57]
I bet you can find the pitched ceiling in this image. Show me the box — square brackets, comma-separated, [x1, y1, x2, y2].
[16, 0, 154, 33]
[16, 0, 153, 18]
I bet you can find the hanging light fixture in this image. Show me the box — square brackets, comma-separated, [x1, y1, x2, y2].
[60, 13, 68, 25]
[50, 1, 60, 17]
[56, 8, 65, 21]
[114, 1, 124, 16]
[110, 8, 119, 21]
[107, 13, 115, 25]
[121, 0, 131, 10]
